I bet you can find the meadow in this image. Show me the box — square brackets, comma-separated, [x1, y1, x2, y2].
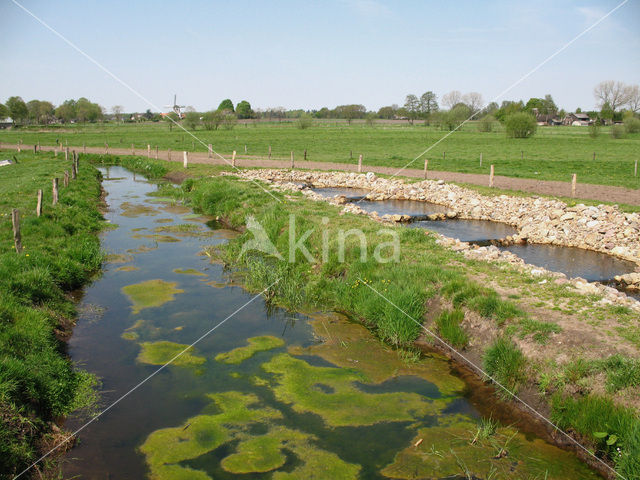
[1, 120, 639, 189]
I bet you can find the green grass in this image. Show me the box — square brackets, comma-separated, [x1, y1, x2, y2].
[435, 309, 469, 348]
[482, 338, 526, 394]
[551, 394, 640, 479]
[2, 120, 640, 189]
[0, 152, 103, 476]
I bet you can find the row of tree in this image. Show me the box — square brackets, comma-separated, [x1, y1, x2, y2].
[0, 96, 103, 124]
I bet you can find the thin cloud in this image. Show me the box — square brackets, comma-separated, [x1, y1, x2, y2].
[342, 0, 391, 18]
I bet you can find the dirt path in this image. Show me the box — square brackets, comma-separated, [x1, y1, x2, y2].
[14, 143, 640, 206]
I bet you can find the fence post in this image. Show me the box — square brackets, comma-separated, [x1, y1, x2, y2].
[350, 150, 353, 160]
[489, 165, 495, 188]
[168, 148, 171, 161]
[105, 143, 109, 154]
[17, 140, 21, 152]
[131, 143, 135, 155]
[423, 158, 428, 179]
[52, 178, 59, 205]
[443, 151, 445, 161]
[183, 151, 188, 168]
[304, 149, 307, 161]
[155, 145, 158, 160]
[12, 209, 22, 254]
[521, 150, 524, 161]
[147, 144, 150, 158]
[36, 190, 42, 217]
[268, 145, 272, 159]
[208, 144, 212, 159]
[65, 148, 69, 162]
[593, 152, 596, 161]
[244, 144, 247, 154]
[34, 144, 37, 154]
[358, 154, 363, 173]
[64, 171, 69, 187]
[54, 147, 58, 157]
[290, 151, 294, 169]
[232, 150, 236, 167]
[480, 152, 483, 167]
[571, 173, 577, 198]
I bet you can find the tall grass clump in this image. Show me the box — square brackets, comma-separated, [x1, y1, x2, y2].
[435, 309, 468, 348]
[551, 394, 640, 478]
[483, 338, 526, 394]
[0, 153, 102, 476]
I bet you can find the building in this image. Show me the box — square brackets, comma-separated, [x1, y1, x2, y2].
[562, 112, 593, 126]
[0, 117, 13, 129]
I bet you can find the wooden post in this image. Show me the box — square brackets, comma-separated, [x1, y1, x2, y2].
[443, 151, 445, 161]
[12, 209, 22, 254]
[147, 144, 150, 158]
[244, 144, 247, 154]
[208, 144, 212, 158]
[17, 140, 21, 152]
[64, 171, 69, 187]
[52, 178, 59, 205]
[183, 151, 188, 168]
[358, 154, 363, 173]
[232, 150, 237, 167]
[268, 145, 271, 159]
[423, 158, 428, 179]
[168, 148, 172, 161]
[480, 152, 483, 167]
[593, 152, 596, 161]
[304, 149, 307, 161]
[36, 190, 42, 217]
[350, 150, 353, 160]
[54, 147, 58, 157]
[65, 148, 69, 162]
[571, 173, 577, 198]
[290, 151, 294, 169]
[105, 143, 109, 154]
[131, 143, 135, 155]
[489, 164, 495, 188]
[155, 145, 158, 159]
[34, 144, 37, 154]
[521, 150, 524, 161]
[83, 143, 86, 154]
[72, 160, 77, 180]
[635, 158, 638, 177]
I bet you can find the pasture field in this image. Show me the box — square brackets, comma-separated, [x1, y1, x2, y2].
[1, 121, 639, 189]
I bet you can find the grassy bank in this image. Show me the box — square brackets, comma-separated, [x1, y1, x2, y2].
[144, 170, 640, 479]
[0, 151, 103, 478]
[2, 121, 640, 189]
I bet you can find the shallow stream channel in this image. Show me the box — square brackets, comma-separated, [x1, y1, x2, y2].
[63, 167, 602, 479]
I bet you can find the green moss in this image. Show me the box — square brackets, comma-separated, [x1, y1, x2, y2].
[221, 434, 287, 473]
[173, 268, 207, 277]
[381, 415, 601, 479]
[216, 335, 285, 364]
[121, 279, 184, 313]
[261, 353, 448, 427]
[120, 201, 158, 217]
[137, 341, 206, 367]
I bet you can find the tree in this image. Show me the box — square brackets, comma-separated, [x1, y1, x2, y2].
[55, 100, 76, 123]
[112, 105, 124, 122]
[443, 104, 471, 130]
[542, 94, 558, 116]
[477, 115, 495, 132]
[377, 105, 397, 119]
[335, 104, 366, 124]
[600, 101, 614, 124]
[296, 113, 313, 129]
[236, 100, 253, 119]
[76, 97, 102, 122]
[38, 101, 54, 124]
[404, 94, 420, 124]
[218, 99, 234, 112]
[202, 110, 223, 130]
[594, 81, 631, 112]
[505, 112, 537, 138]
[0, 103, 8, 119]
[143, 109, 154, 120]
[419, 91, 438, 119]
[221, 111, 237, 129]
[494, 100, 523, 123]
[441, 90, 462, 110]
[462, 92, 483, 116]
[184, 111, 201, 130]
[314, 107, 331, 119]
[6, 96, 28, 124]
[626, 84, 640, 113]
[164, 112, 180, 131]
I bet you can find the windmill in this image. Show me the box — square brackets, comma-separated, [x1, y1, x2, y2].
[164, 94, 185, 118]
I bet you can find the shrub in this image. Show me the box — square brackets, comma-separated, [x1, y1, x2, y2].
[588, 122, 601, 138]
[624, 117, 640, 134]
[477, 115, 495, 132]
[505, 112, 537, 138]
[611, 124, 626, 139]
[483, 337, 526, 393]
[296, 114, 313, 130]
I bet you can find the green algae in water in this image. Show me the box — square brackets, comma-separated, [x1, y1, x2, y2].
[261, 353, 449, 427]
[155, 224, 202, 233]
[116, 265, 140, 272]
[121, 279, 184, 314]
[140, 392, 359, 480]
[173, 268, 207, 277]
[215, 335, 285, 364]
[155, 218, 174, 224]
[128, 245, 158, 254]
[105, 253, 134, 264]
[120, 202, 158, 217]
[380, 414, 602, 479]
[132, 233, 181, 243]
[137, 341, 206, 367]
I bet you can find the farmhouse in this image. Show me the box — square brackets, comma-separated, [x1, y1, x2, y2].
[0, 117, 13, 129]
[563, 112, 593, 126]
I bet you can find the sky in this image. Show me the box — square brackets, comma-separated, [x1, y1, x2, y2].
[1, 0, 639, 113]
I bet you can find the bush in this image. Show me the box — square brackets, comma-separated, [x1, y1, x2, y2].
[477, 115, 495, 132]
[588, 122, 601, 138]
[296, 114, 313, 130]
[611, 124, 626, 139]
[624, 117, 640, 134]
[505, 112, 537, 138]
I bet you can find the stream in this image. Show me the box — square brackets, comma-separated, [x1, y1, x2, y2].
[63, 167, 602, 479]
